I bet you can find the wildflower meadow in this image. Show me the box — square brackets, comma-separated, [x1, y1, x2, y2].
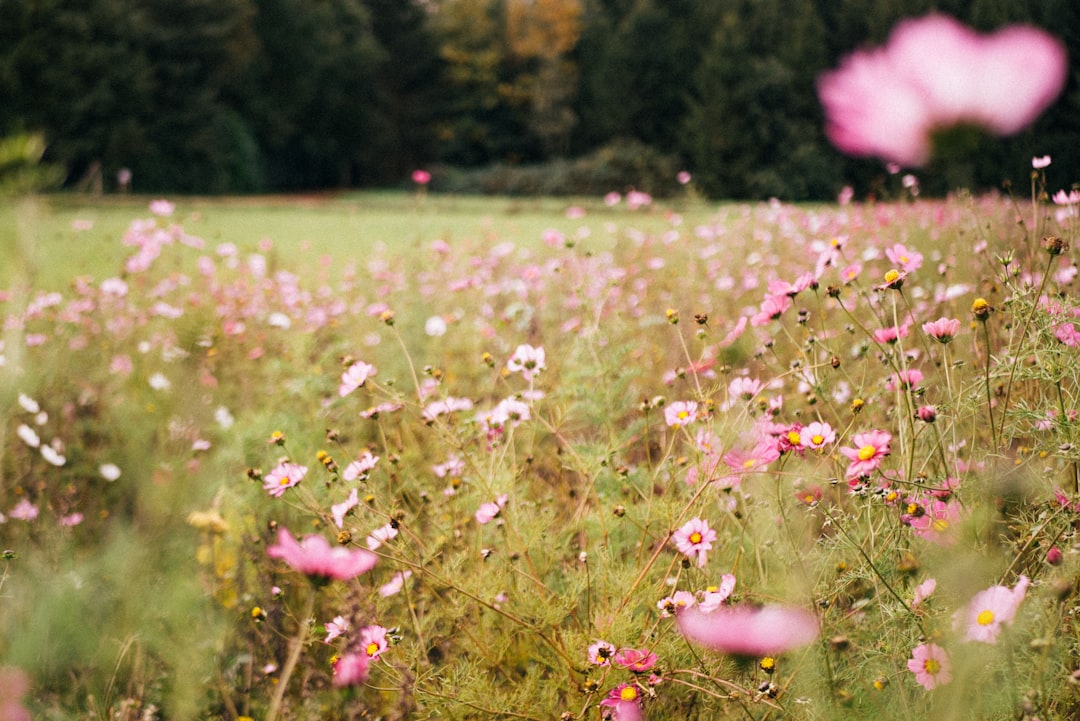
[3, 12, 1080, 721]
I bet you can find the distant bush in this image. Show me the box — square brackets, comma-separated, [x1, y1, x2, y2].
[432, 140, 683, 197]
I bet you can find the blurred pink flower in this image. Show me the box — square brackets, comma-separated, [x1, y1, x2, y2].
[0, 667, 31, 721]
[411, 169, 431, 185]
[266, 528, 377, 583]
[331, 488, 359, 529]
[332, 652, 370, 687]
[819, 14, 1067, 166]
[324, 615, 350, 642]
[907, 642, 951, 690]
[676, 604, 819, 657]
[923, 317, 961, 343]
[506, 344, 546, 381]
[912, 578, 937, 608]
[339, 361, 376, 397]
[956, 575, 1029, 643]
[475, 494, 509, 524]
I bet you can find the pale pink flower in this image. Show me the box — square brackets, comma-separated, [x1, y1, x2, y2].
[365, 523, 398, 550]
[324, 615, 350, 642]
[339, 361, 377, 397]
[697, 574, 737, 613]
[588, 640, 617, 666]
[956, 575, 1029, 643]
[506, 344, 546, 381]
[912, 578, 937, 608]
[331, 488, 359, 529]
[342, 450, 379, 482]
[664, 400, 699, 428]
[907, 643, 951, 689]
[657, 591, 697, 617]
[266, 528, 377, 582]
[1053, 189, 1080, 205]
[908, 499, 962, 546]
[923, 317, 961, 343]
[8, 499, 37, 521]
[263, 461, 307, 497]
[799, 421, 836, 451]
[379, 570, 412, 597]
[1032, 155, 1051, 169]
[676, 604, 819, 656]
[885, 243, 923, 272]
[148, 199, 175, 217]
[672, 518, 717, 568]
[840, 430, 891, 479]
[475, 494, 509, 524]
[819, 14, 1068, 166]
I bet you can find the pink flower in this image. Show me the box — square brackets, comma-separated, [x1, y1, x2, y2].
[613, 648, 658, 673]
[923, 317, 961, 343]
[365, 523, 398, 550]
[379, 570, 412, 597]
[148, 199, 175, 217]
[956, 575, 1029, 643]
[908, 500, 961, 546]
[332, 652, 370, 687]
[657, 591, 697, 617]
[672, 518, 717, 568]
[266, 528, 377, 583]
[411, 169, 431, 185]
[799, 421, 836, 451]
[840, 430, 891, 479]
[887, 368, 924, 391]
[339, 361, 377, 397]
[1033, 155, 1052, 169]
[358, 624, 389, 660]
[475, 494, 509, 524]
[676, 604, 819, 657]
[8, 499, 38, 521]
[263, 461, 307, 497]
[907, 643, 951, 690]
[664, 400, 699, 428]
[588, 640, 617, 666]
[819, 14, 1067, 166]
[599, 684, 644, 721]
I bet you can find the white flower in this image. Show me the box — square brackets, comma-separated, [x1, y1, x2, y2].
[148, 372, 171, 391]
[16, 424, 40, 448]
[214, 406, 235, 429]
[100, 463, 122, 482]
[41, 443, 66, 466]
[424, 316, 447, 337]
[17, 393, 40, 414]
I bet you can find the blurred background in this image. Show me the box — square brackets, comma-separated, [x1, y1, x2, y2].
[2, 0, 1078, 199]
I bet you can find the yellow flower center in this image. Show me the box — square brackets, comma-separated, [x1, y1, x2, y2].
[932, 518, 949, 532]
[787, 431, 801, 444]
[279, 476, 291, 486]
[743, 458, 757, 468]
[811, 434, 824, 445]
[884, 269, 900, 284]
[689, 532, 703, 544]
[923, 658, 941, 674]
[366, 642, 380, 656]
[620, 686, 638, 702]
[977, 609, 995, 626]
[857, 445, 877, 461]
[899, 255, 909, 264]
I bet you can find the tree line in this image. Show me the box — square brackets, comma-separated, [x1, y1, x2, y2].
[2, 0, 1077, 199]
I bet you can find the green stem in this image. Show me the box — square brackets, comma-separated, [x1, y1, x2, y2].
[265, 585, 317, 721]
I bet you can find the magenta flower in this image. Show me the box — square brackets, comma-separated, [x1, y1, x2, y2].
[266, 528, 377, 583]
[819, 14, 1067, 166]
[672, 518, 717, 568]
[907, 643, 951, 690]
[923, 317, 961, 343]
[263, 461, 307, 498]
[676, 604, 819, 657]
[613, 648, 658, 673]
[332, 652, 370, 687]
[887, 368, 924, 391]
[411, 169, 431, 185]
[599, 684, 644, 721]
[956, 575, 1029, 643]
[840, 430, 891, 479]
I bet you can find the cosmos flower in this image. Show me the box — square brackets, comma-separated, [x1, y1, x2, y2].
[672, 518, 717, 568]
[956, 575, 1029, 643]
[266, 528, 377, 583]
[676, 603, 819, 657]
[907, 643, 951, 690]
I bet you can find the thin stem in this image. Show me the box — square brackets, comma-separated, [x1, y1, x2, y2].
[265, 585, 317, 721]
[1000, 252, 1058, 436]
[979, 320, 998, 448]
